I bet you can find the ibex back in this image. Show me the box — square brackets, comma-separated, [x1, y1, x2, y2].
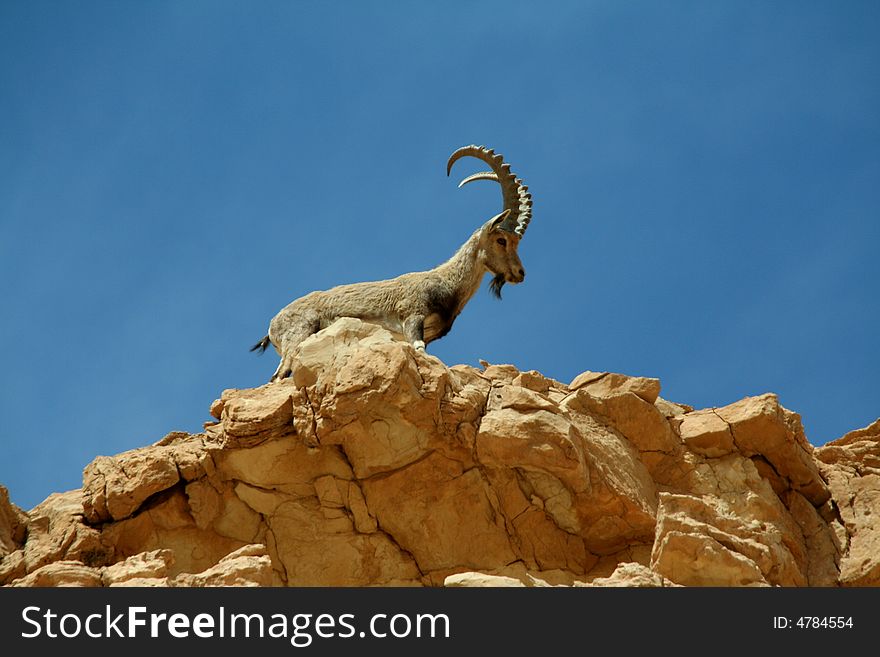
[252, 145, 533, 382]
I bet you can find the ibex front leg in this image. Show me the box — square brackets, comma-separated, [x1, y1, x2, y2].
[403, 315, 426, 352]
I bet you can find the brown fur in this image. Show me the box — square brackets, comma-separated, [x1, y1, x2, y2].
[255, 213, 525, 381]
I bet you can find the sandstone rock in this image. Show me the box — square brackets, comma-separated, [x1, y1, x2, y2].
[562, 388, 679, 453]
[441, 562, 573, 587]
[263, 497, 420, 585]
[0, 550, 26, 584]
[3, 320, 877, 588]
[171, 544, 275, 587]
[11, 561, 104, 587]
[650, 459, 808, 587]
[212, 433, 352, 497]
[477, 403, 658, 559]
[715, 394, 829, 505]
[815, 419, 880, 586]
[488, 384, 559, 414]
[512, 370, 560, 394]
[283, 318, 454, 477]
[99, 487, 248, 578]
[20, 491, 111, 577]
[481, 363, 522, 385]
[679, 410, 736, 457]
[654, 397, 694, 418]
[82, 436, 211, 523]
[443, 562, 674, 588]
[103, 549, 174, 586]
[363, 451, 516, 572]
[783, 491, 840, 587]
[444, 572, 527, 587]
[652, 531, 768, 586]
[476, 408, 587, 496]
[209, 397, 226, 420]
[648, 449, 816, 587]
[569, 371, 661, 404]
[9, 544, 278, 587]
[588, 562, 675, 587]
[815, 418, 880, 471]
[215, 382, 299, 444]
[0, 485, 27, 557]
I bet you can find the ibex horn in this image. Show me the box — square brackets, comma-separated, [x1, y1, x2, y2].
[446, 145, 532, 237]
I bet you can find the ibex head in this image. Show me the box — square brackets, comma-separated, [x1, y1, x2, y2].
[447, 145, 532, 298]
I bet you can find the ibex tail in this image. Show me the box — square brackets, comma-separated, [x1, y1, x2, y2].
[250, 335, 271, 354]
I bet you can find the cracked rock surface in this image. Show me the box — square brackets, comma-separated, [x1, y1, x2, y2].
[1, 319, 877, 587]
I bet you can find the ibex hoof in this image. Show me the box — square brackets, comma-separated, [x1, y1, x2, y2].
[271, 356, 295, 382]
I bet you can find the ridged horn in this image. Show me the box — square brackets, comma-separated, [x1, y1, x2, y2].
[457, 171, 497, 187]
[446, 145, 532, 237]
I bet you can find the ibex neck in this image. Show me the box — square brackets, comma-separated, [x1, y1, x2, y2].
[435, 227, 487, 310]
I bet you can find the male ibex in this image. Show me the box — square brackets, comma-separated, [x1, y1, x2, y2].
[252, 144, 532, 381]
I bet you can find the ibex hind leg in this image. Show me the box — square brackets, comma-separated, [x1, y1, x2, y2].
[270, 319, 319, 382]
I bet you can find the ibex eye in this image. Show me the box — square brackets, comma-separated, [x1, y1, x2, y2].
[496, 238, 507, 247]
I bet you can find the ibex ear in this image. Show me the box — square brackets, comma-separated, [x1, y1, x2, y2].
[488, 209, 512, 231]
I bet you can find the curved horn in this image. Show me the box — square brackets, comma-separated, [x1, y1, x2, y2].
[457, 171, 497, 187]
[446, 145, 532, 237]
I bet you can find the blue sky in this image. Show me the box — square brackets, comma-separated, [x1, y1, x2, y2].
[1, 1, 878, 510]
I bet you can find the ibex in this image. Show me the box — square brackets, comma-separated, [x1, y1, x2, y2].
[252, 144, 533, 382]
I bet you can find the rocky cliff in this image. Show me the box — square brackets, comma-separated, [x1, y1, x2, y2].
[1, 318, 878, 587]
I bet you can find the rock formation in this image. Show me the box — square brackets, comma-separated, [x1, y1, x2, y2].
[1, 318, 877, 587]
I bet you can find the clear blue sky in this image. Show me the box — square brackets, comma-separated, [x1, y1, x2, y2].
[1, 1, 878, 510]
